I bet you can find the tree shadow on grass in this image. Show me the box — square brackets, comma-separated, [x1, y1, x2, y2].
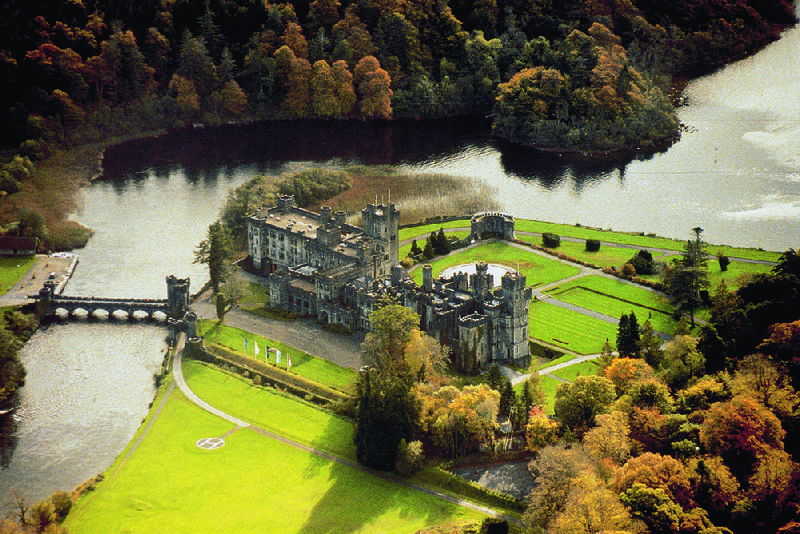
[299, 419, 468, 533]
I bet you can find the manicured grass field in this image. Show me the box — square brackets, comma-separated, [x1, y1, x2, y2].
[199, 320, 357, 394]
[410, 241, 581, 288]
[706, 259, 775, 290]
[399, 231, 470, 259]
[184, 359, 356, 458]
[547, 275, 675, 334]
[529, 300, 619, 355]
[399, 219, 782, 261]
[0, 255, 38, 294]
[398, 219, 470, 241]
[518, 236, 668, 269]
[65, 363, 484, 533]
[551, 360, 601, 382]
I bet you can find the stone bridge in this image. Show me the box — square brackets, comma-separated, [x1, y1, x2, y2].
[32, 275, 190, 322]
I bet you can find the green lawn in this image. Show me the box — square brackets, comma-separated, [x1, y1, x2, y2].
[183, 359, 356, 459]
[546, 275, 675, 334]
[65, 364, 483, 533]
[0, 256, 38, 294]
[706, 259, 775, 290]
[551, 360, 601, 382]
[400, 231, 470, 259]
[410, 241, 581, 288]
[199, 320, 357, 394]
[529, 300, 619, 355]
[513, 220, 782, 260]
[398, 219, 470, 241]
[518, 236, 668, 269]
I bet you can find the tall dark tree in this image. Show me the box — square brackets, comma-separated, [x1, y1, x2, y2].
[194, 221, 234, 295]
[664, 227, 709, 328]
[616, 312, 640, 358]
[354, 368, 419, 471]
[499, 379, 516, 418]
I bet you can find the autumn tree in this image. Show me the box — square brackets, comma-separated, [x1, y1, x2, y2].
[611, 451, 694, 507]
[604, 357, 655, 393]
[553, 375, 616, 433]
[169, 74, 201, 119]
[550, 473, 641, 533]
[331, 10, 378, 64]
[584, 410, 632, 466]
[699, 395, 786, 481]
[415, 383, 499, 457]
[281, 56, 312, 118]
[659, 334, 705, 390]
[524, 444, 598, 528]
[362, 295, 419, 375]
[280, 22, 309, 60]
[353, 56, 393, 119]
[525, 405, 560, 451]
[404, 329, 450, 384]
[331, 60, 356, 116]
[732, 353, 799, 418]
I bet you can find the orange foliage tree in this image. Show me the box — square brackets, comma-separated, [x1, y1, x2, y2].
[353, 56, 393, 119]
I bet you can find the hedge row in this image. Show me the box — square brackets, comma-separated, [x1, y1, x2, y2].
[601, 267, 667, 292]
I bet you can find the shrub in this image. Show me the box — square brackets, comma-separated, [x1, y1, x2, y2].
[718, 254, 730, 271]
[395, 439, 425, 477]
[621, 263, 637, 277]
[586, 238, 601, 252]
[627, 250, 655, 275]
[542, 232, 561, 248]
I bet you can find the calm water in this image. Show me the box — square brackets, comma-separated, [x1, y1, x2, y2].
[2, 13, 799, 511]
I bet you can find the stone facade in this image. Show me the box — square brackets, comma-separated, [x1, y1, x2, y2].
[470, 212, 515, 241]
[246, 200, 531, 368]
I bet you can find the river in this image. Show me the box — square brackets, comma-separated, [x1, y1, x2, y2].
[1, 14, 799, 512]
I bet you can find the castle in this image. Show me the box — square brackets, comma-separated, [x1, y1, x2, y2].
[246, 196, 531, 368]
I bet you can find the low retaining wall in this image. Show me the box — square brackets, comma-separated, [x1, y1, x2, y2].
[185, 338, 351, 406]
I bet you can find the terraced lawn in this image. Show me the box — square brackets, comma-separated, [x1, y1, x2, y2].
[411, 241, 581, 288]
[546, 275, 675, 334]
[529, 300, 619, 355]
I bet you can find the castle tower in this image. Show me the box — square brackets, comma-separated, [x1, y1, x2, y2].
[320, 206, 333, 225]
[422, 264, 433, 292]
[500, 270, 532, 365]
[166, 275, 190, 319]
[470, 261, 493, 301]
[361, 202, 400, 263]
[277, 194, 295, 214]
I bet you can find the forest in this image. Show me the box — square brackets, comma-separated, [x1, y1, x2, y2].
[0, 0, 796, 171]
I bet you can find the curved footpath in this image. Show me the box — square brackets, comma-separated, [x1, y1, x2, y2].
[169, 333, 525, 528]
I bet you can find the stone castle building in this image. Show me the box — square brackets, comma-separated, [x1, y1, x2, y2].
[246, 196, 531, 368]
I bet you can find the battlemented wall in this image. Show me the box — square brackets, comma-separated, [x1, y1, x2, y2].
[246, 201, 531, 369]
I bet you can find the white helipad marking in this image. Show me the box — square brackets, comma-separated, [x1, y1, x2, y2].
[196, 437, 225, 450]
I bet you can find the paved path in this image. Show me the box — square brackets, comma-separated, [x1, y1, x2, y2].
[171, 338, 525, 527]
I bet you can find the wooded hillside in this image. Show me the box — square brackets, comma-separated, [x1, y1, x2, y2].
[0, 0, 795, 157]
